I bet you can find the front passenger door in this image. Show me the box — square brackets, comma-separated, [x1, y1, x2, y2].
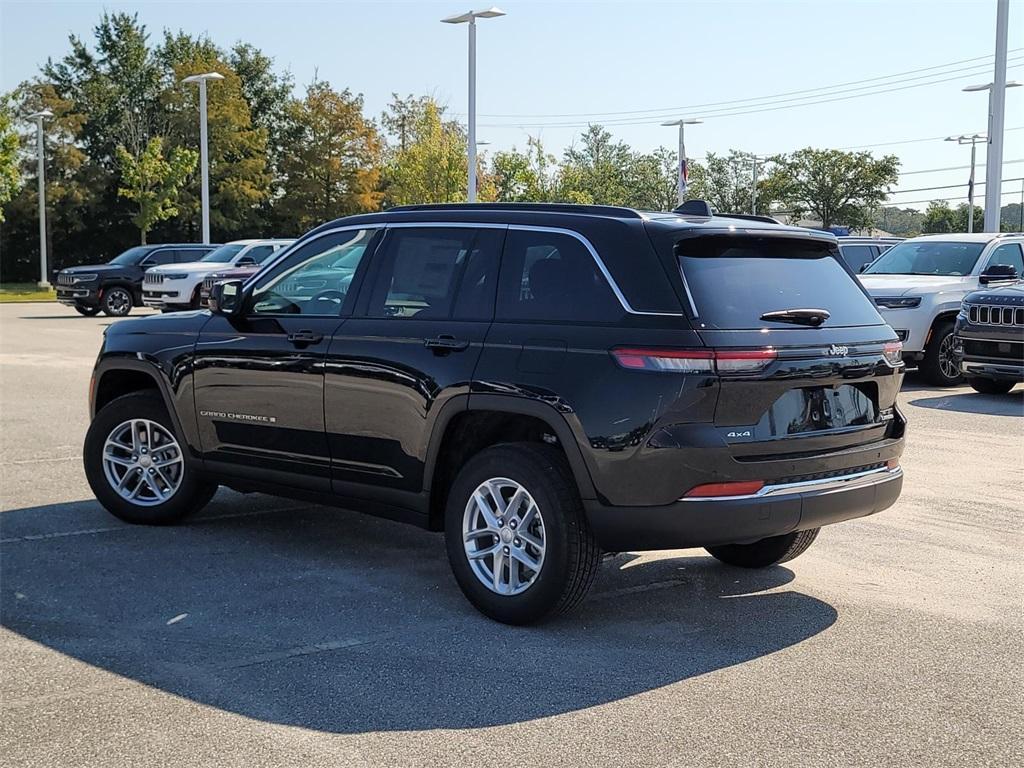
[192, 227, 380, 490]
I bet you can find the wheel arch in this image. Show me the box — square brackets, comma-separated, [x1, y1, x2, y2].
[423, 394, 598, 531]
[92, 359, 196, 459]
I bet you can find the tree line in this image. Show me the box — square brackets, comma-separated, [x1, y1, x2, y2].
[0, 12, 918, 281]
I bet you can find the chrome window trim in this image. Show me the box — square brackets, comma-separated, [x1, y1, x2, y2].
[680, 466, 902, 502]
[247, 220, 686, 318]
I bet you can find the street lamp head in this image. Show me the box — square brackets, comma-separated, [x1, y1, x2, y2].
[963, 80, 1022, 92]
[182, 72, 226, 84]
[27, 109, 53, 121]
[442, 7, 506, 23]
[661, 118, 703, 127]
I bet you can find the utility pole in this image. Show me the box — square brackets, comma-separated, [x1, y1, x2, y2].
[984, 0, 1009, 232]
[28, 110, 53, 288]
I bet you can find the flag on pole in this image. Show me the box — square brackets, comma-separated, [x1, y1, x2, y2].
[679, 155, 688, 199]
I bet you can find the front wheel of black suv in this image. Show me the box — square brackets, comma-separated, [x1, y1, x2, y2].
[101, 286, 133, 317]
[74, 305, 101, 316]
[968, 377, 1016, 394]
[706, 528, 820, 569]
[920, 321, 962, 386]
[444, 443, 601, 625]
[84, 392, 216, 525]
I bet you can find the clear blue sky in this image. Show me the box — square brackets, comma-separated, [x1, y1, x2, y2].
[1, 0, 1022, 211]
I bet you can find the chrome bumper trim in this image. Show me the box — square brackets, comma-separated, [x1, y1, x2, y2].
[681, 466, 903, 502]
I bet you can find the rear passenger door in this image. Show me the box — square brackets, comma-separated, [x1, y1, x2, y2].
[324, 225, 504, 500]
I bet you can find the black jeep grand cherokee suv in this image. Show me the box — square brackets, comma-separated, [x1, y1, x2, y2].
[83, 203, 906, 624]
[56, 243, 217, 316]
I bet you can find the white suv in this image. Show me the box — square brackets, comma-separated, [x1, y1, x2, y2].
[859, 233, 1024, 385]
[142, 239, 294, 311]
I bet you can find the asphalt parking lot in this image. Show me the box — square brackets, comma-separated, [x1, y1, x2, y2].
[1, 301, 1021, 768]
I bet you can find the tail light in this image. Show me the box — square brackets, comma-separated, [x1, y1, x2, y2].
[882, 341, 903, 366]
[684, 480, 765, 498]
[612, 347, 777, 374]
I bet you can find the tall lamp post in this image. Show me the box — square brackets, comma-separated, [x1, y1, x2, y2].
[182, 72, 224, 243]
[750, 155, 769, 215]
[27, 110, 53, 288]
[661, 118, 702, 206]
[442, 7, 506, 203]
[963, 79, 1021, 231]
[945, 134, 985, 232]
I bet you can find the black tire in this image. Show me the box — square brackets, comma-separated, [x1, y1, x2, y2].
[74, 305, 101, 316]
[444, 443, 601, 625]
[706, 528, 820, 569]
[84, 392, 216, 525]
[101, 286, 133, 317]
[968, 377, 1016, 394]
[188, 285, 202, 310]
[920, 321, 962, 386]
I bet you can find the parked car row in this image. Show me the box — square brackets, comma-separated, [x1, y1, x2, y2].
[54, 239, 295, 316]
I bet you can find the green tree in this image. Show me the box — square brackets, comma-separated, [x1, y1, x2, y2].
[382, 98, 466, 205]
[115, 136, 197, 243]
[0, 94, 20, 222]
[490, 136, 557, 202]
[277, 80, 382, 231]
[623, 147, 678, 211]
[557, 125, 632, 205]
[922, 201, 955, 233]
[765, 148, 899, 228]
[872, 206, 925, 237]
[953, 203, 984, 233]
[686, 150, 770, 214]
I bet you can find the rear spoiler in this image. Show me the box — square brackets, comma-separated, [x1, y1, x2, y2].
[673, 199, 782, 225]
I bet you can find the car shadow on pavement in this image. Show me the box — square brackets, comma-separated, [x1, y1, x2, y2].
[1, 493, 838, 732]
[908, 389, 1023, 416]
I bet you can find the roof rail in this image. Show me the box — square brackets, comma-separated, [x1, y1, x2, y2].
[714, 212, 784, 225]
[386, 202, 645, 219]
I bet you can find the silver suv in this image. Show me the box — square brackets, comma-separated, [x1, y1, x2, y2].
[859, 233, 1024, 385]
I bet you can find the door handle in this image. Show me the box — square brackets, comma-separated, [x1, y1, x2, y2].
[424, 335, 470, 353]
[287, 330, 323, 346]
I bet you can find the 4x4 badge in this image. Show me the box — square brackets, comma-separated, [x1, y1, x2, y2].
[828, 344, 850, 357]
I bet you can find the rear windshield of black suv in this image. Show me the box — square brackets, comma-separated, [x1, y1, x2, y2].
[676, 235, 883, 330]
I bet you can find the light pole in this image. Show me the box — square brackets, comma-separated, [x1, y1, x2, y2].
[182, 72, 224, 243]
[442, 7, 506, 203]
[963, 79, 1021, 231]
[662, 118, 702, 205]
[27, 110, 53, 289]
[749, 155, 769, 215]
[945, 134, 986, 232]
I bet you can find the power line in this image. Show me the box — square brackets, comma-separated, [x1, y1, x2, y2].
[479, 61, 1024, 128]
[884, 188, 1023, 207]
[837, 126, 1024, 151]
[888, 177, 1024, 195]
[468, 49, 1023, 119]
[898, 158, 1024, 176]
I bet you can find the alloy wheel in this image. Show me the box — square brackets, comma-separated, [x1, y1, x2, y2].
[938, 333, 959, 381]
[462, 477, 546, 596]
[102, 419, 185, 506]
[106, 288, 131, 315]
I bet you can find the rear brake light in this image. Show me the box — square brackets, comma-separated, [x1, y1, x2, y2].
[882, 341, 903, 366]
[684, 480, 765, 498]
[611, 347, 776, 373]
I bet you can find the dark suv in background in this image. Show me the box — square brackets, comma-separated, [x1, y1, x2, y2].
[83, 203, 906, 624]
[954, 281, 1023, 393]
[55, 243, 218, 316]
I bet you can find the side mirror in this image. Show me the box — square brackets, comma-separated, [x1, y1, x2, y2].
[209, 279, 244, 316]
[235, 256, 257, 266]
[979, 264, 1019, 284]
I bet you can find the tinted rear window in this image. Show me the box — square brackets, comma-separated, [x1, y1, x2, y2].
[677, 236, 883, 330]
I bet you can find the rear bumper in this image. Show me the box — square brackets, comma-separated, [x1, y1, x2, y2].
[584, 466, 903, 551]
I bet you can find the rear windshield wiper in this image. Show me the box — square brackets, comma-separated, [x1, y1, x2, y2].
[760, 308, 831, 327]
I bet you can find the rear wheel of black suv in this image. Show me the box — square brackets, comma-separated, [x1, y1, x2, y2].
[74, 305, 101, 316]
[101, 286, 133, 317]
[920, 320, 962, 386]
[84, 392, 216, 525]
[444, 443, 601, 625]
[968, 377, 1016, 394]
[706, 528, 820, 569]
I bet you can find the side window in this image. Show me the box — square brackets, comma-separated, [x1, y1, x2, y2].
[366, 228, 492, 320]
[249, 229, 377, 316]
[142, 249, 175, 266]
[987, 243, 1024, 274]
[243, 245, 276, 264]
[839, 244, 875, 271]
[496, 229, 623, 323]
[174, 249, 205, 263]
